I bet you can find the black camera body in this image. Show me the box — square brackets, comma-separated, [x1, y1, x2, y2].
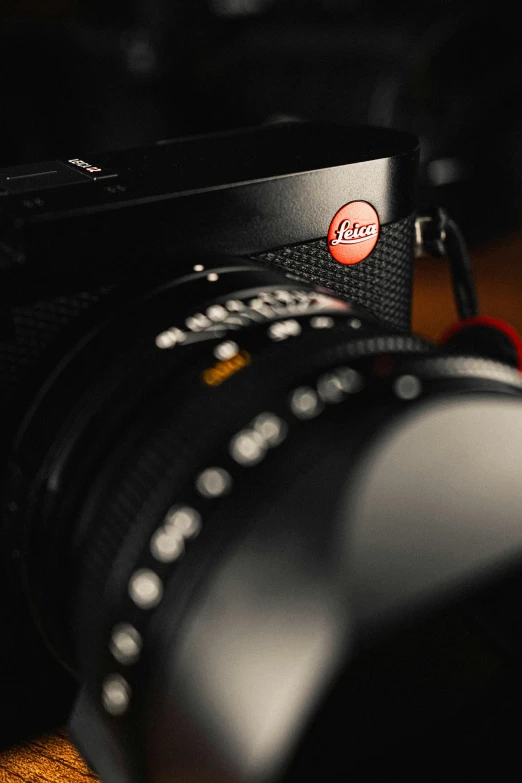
[11, 124, 520, 783]
[3, 121, 522, 783]
[0, 122, 418, 323]
[0, 123, 419, 441]
[0, 122, 420, 774]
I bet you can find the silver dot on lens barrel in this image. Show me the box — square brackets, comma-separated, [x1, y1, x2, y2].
[335, 367, 363, 393]
[229, 430, 266, 466]
[317, 372, 346, 403]
[196, 467, 232, 498]
[214, 341, 239, 360]
[206, 305, 228, 322]
[155, 328, 186, 349]
[268, 319, 302, 342]
[274, 289, 294, 303]
[251, 412, 288, 447]
[102, 674, 131, 716]
[249, 298, 268, 311]
[289, 387, 323, 419]
[110, 623, 143, 665]
[128, 568, 163, 609]
[394, 374, 422, 400]
[207, 273, 219, 282]
[150, 527, 185, 563]
[310, 316, 334, 329]
[193, 264, 205, 272]
[226, 299, 245, 312]
[164, 505, 202, 538]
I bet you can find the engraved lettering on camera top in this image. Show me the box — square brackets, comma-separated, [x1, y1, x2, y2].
[68, 158, 103, 174]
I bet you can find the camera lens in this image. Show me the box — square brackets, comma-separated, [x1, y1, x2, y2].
[5, 258, 433, 777]
[7, 257, 522, 780]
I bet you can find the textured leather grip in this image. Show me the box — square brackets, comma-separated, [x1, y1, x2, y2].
[252, 214, 415, 332]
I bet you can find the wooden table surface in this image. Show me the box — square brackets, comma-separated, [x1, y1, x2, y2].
[2, 230, 522, 782]
[412, 230, 522, 340]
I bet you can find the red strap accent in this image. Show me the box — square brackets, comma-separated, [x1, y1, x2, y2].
[439, 316, 522, 371]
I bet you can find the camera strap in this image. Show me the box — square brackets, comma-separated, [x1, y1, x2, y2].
[415, 205, 479, 321]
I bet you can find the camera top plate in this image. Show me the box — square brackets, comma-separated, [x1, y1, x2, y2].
[0, 123, 418, 300]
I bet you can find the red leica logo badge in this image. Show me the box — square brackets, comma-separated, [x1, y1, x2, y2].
[327, 201, 380, 265]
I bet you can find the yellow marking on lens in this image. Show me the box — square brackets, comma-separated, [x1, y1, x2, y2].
[202, 350, 251, 387]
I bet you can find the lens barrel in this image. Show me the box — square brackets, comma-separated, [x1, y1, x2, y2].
[6, 257, 522, 782]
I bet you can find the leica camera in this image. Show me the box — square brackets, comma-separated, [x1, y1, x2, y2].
[2, 123, 522, 781]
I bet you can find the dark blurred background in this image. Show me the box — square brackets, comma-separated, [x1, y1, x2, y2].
[1, 0, 521, 245]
